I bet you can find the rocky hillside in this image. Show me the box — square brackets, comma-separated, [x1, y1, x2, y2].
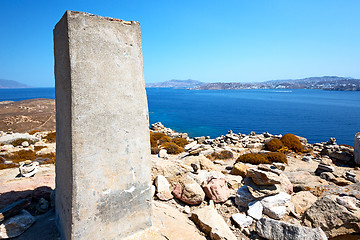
[191, 76, 360, 91]
[0, 123, 359, 239]
[0, 79, 30, 89]
[146, 79, 205, 88]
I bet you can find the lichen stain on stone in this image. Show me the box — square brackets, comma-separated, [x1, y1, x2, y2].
[95, 183, 150, 223]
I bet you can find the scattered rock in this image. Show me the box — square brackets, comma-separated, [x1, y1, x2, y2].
[247, 168, 282, 185]
[158, 149, 168, 159]
[247, 200, 263, 220]
[230, 163, 249, 177]
[315, 163, 334, 176]
[244, 177, 280, 199]
[191, 205, 237, 240]
[36, 198, 49, 213]
[172, 177, 205, 205]
[260, 192, 291, 220]
[235, 185, 256, 207]
[154, 175, 171, 194]
[231, 213, 253, 229]
[272, 162, 286, 171]
[224, 175, 243, 190]
[256, 217, 327, 240]
[19, 161, 39, 177]
[203, 178, 230, 203]
[0, 210, 35, 239]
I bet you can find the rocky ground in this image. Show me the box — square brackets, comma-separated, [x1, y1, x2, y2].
[0, 121, 360, 239]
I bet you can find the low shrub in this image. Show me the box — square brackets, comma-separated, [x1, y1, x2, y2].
[34, 146, 46, 151]
[266, 138, 284, 152]
[0, 163, 18, 170]
[264, 152, 288, 164]
[158, 136, 172, 145]
[236, 153, 270, 165]
[161, 142, 184, 155]
[0, 150, 56, 167]
[172, 137, 189, 148]
[29, 130, 40, 135]
[150, 132, 167, 147]
[280, 133, 303, 152]
[44, 132, 56, 143]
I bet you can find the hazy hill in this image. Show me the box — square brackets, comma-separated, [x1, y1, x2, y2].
[146, 79, 205, 89]
[191, 76, 360, 91]
[0, 79, 31, 88]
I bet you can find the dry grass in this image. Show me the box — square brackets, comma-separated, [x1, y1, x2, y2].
[44, 132, 56, 143]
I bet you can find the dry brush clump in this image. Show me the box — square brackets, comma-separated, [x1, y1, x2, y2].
[280, 133, 303, 152]
[0, 149, 56, 170]
[150, 132, 187, 155]
[9, 138, 36, 147]
[236, 152, 288, 165]
[44, 131, 56, 143]
[265, 138, 284, 152]
[161, 142, 184, 154]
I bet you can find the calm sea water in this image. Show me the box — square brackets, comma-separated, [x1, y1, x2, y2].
[1, 87, 359, 145]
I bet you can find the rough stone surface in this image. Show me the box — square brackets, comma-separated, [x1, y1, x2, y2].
[154, 175, 171, 194]
[244, 177, 280, 198]
[261, 192, 291, 220]
[230, 163, 249, 177]
[256, 218, 327, 240]
[172, 177, 205, 205]
[303, 195, 360, 237]
[191, 205, 237, 240]
[0, 210, 35, 239]
[291, 191, 317, 215]
[247, 200, 263, 220]
[54, 11, 151, 239]
[355, 132, 360, 165]
[231, 213, 253, 229]
[203, 178, 230, 203]
[235, 185, 256, 207]
[0, 199, 30, 222]
[247, 168, 282, 185]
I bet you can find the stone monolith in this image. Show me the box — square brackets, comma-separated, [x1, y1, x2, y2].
[355, 132, 360, 165]
[54, 11, 151, 239]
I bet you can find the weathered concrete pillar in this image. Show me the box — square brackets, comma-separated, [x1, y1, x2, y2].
[54, 11, 151, 239]
[355, 132, 360, 165]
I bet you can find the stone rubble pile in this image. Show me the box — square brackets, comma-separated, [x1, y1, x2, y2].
[150, 123, 360, 239]
[1, 123, 360, 239]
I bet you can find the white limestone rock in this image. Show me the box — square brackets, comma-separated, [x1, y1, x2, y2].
[247, 201, 263, 220]
[231, 213, 253, 229]
[0, 210, 35, 239]
[261, 192, 291, 220]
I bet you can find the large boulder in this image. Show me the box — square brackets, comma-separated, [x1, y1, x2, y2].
[355, 132, 360, 165]
[203, 178, 230, 203]
[0, 210, 35, 238]
[244, 177, 280, 199]
[182, 155, 220, 172]
[256, 218, 327, 240]
[191, 205, 237, 240]
[303, 195, 360, 238]
[172, 177, 205, 205]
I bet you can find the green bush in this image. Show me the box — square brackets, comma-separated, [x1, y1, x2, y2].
[266, 138, 284, 152]
[280, 133, 303, 152]
[172, 137, 189, 148]
[236, 153, 270, 165]
[264, 152, 288, 164]
[161, 142, 184, 154]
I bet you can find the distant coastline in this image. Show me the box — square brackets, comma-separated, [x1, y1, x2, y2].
[0, 79, 31, 89]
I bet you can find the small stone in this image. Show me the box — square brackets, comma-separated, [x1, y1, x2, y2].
[247, 201, 263, 220]
[183, 205, 191, 214]
[291, 191, 317, 215]
[21, 141, 29, 147]
[172, 177, 205, 205]
[19, 161, 39, 177]
[261, 192, 291, 220]
[158, 149, 168, 159]
[154, 175, 171, 193]
[302, 156, 312, 162]
[336, 196, 358, 211]
[231, 213, 253, 229]
[36, 198, 49, 213]
[272, 162, 286, 171]
[320, 172, 336, 181]
[235, 185, 256, 207]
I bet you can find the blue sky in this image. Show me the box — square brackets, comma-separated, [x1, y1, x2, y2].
[0, 0, 359, 87]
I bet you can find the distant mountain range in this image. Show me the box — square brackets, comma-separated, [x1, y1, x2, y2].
[146, 79, 204, 89]
[191, 76, 360, 91]
[0, 79, 31, 89]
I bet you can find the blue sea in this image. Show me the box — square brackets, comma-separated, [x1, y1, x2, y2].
[1, 87, 359, 146]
